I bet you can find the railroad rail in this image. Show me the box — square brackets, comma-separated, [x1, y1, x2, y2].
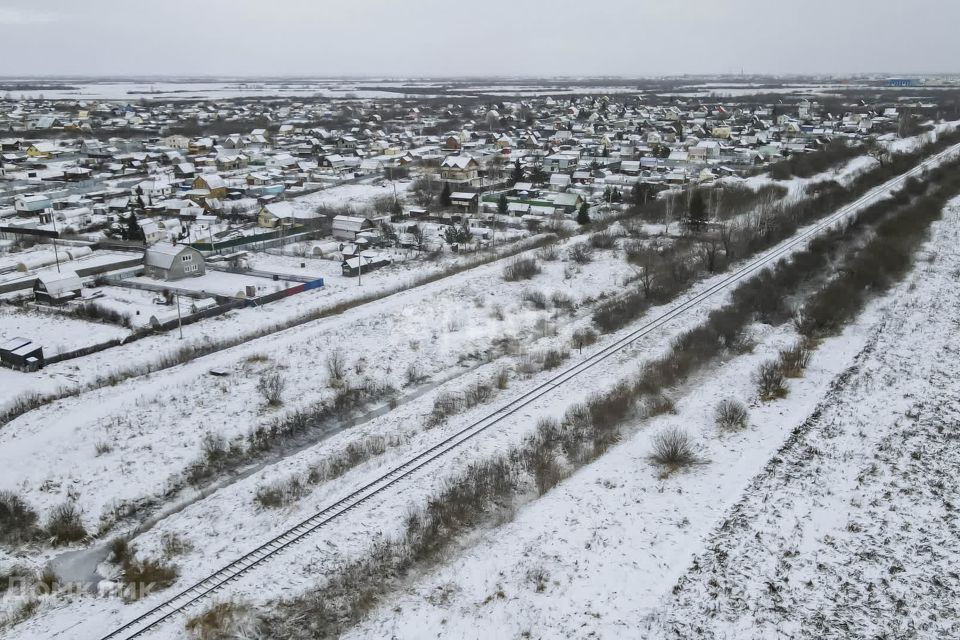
[96, 143, 960, 640]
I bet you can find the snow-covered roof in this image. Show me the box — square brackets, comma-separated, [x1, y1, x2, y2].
[197, 174, 225, 189]
[441, 155, 477, 169]
[36, 270, 81, 296]
[332, 215, 373, 232]
[144, 243, 197, 270]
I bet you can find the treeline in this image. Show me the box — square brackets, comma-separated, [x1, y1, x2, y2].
[797, 159, 960, 337]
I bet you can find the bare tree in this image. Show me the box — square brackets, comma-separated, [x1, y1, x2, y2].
[718, 221, 738, 262]
[897, 108, 913, 138]
[697, 234, 722, 273]
[409, 224, 425, 252]
[412, 175, 435, 208]
[866, 137, 890, 168]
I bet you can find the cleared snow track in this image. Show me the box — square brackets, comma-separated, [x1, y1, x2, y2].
[95, 142, 960, 640]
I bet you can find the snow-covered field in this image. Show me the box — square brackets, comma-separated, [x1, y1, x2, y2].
[0, 177, 925, 639]
[336, 202, 960, 640]
[0, 305, 127, 356]
[652, 205, 960, 639]
[3, 154, 958, 639]
[0, 229, 630, 539]
[286, 178, 411, 215]
[0, 228, 537, 403]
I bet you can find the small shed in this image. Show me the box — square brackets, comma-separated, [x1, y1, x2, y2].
[449, 192, 479, 210]
[34, 270, 82, 305]
[332, 215, 375, 241]
[341, 254, 391, 277]
[0, 337, 44, 370]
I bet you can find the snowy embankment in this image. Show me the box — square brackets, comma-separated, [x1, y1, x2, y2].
[652, 204, 960, 638]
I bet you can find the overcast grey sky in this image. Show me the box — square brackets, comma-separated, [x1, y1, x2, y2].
[1, 0, 956, 77]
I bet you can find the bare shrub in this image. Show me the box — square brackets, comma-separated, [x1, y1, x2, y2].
[94, 440, 113, 456]
[161, 532, 194, 557]
[464, 382, 493, 407]
[549, 291, 575, 311]
[571, 327, 598, 349]
[589, 230, 617, 249]
[541, 349, 567, 370]
[568, 242, 594, 264]
[253, 483, 285, 509]
[521, 288, 548, 309]
[121, 556, 178, 601]
[643, 394, 676, 418]
[404, 362, 426, 386]
[428, 391, 462, 426]
[756, 360, 788, 401]
[0, 566, 33, 595]
[201, 432, 229, 466]
[45, 502, 87, 545]
[715, 398, 749, 430]
[254, 477, 307, 509]
[524, 436, 564, 496]
[39, 565, 58, 591]
[326, 350, 346, 382]
[527, 566, 550, 593]
[0, 491, 40, 544]
[503, 257, 541, 281]
[70, 301, 131, 327]
[108, 536, 132, 564]
[483, 371, 505, 395]
[186, 602, 255, 640]
[649, 427, 699, 469]
[535, 244, 559, 261]
[778, 341, 811, 377]
[257, 371, 286, 406]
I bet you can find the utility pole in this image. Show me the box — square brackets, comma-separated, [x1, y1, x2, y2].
[176, 293, 183, 339]
[357, 244, 363, 286]
[50, 212, 61, 273]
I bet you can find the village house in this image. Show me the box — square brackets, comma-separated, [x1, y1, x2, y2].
[440, 155, 480, 187]
[14, 194, 53, 216]
[332, 215, 376, 241]
[143, 243, 206, 280]
[26, 142, 58, 159]
[161, 134, 190, 150]
[192, 174, 228, 199]
[34, 270, 83, 305]
[257, 201, 299, 228]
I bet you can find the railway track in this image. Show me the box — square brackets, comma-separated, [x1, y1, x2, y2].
[95, 143, 960, 640]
